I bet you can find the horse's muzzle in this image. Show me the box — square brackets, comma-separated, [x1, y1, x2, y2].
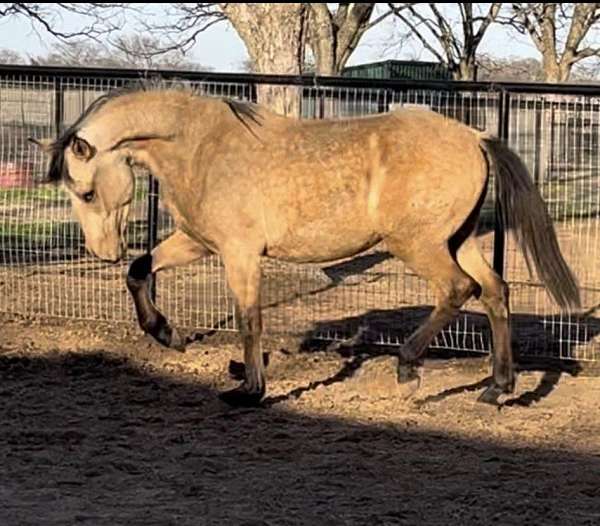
[86, 242, 126, 264]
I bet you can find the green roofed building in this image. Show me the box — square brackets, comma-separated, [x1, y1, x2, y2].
[342, 60, 454, 81]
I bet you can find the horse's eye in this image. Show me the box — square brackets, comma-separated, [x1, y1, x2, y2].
[82, 190, 95, 203]
[71, 137, 94, 159]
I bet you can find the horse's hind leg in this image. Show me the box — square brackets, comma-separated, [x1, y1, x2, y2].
[387, 243, 478, 386]
[456, 237, 514, 405]
[127, 229, 210, 351]
[218, 250, 265, 407]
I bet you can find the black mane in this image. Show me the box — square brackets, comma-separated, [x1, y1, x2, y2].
[45, 91, 116, 182]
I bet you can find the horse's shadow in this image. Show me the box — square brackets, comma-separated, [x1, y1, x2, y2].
[287, 306, 598, 408]
[204, 242, 598, 408]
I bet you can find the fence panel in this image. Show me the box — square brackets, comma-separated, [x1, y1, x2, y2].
[0, 65, 599, 362]
[504, 93, 600, 361]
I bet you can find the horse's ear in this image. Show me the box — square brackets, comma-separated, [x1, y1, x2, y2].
[70, 136, 96, 160]
[28, 137, 55, 154]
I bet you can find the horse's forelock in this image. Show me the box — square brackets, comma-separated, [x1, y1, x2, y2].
[44, 132, 74, 182]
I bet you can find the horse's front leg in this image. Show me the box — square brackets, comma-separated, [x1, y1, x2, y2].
[126, 229, 210, 350]
[218, 250, 265, 407]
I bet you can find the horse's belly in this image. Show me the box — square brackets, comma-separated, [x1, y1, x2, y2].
[265, 221, 381, 264]
[261, 173, 380, 263]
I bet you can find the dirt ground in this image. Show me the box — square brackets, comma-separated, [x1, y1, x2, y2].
[1, 314, 600, 526]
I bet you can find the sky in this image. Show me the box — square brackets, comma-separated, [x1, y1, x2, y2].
[0, 3, 541, 71]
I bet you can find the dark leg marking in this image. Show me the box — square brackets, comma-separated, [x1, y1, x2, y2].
[126, 254, 184, 351]
[219, 304, 265, 407]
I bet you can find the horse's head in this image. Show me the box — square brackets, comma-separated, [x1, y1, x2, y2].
[29, 86, 249, 264]
[30, 133, 134, 263]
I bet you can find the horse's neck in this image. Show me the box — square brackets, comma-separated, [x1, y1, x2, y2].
[86, 94, 221, 151]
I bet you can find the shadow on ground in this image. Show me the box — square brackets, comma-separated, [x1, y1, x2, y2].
[292, 306, 599, 410]
[1, 350, 599, 525]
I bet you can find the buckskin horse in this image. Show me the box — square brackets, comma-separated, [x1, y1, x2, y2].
[30, 84, 580, 407]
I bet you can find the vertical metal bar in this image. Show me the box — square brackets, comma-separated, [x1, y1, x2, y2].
[493, 89, 510, 277]
[147, 174, 160, 302]
[318, 89, 325, 119]
[54, 77, 64, 138]
[533, 99, 542, 187]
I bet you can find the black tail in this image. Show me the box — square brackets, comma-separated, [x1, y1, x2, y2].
[480, 136, 581, 312]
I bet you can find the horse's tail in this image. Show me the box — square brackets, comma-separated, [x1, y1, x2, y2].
[479, 135, 581, 312]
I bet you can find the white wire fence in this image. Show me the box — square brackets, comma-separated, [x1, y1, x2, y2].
[0, 66, 598, 362]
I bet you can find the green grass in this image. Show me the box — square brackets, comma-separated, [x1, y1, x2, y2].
[0, 220, 150, 251]
[0, 186, 67, 203]
[0, 221, 83, 249]
[0, 183, 148, 204]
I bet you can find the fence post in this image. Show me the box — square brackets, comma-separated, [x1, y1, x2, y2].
[493, 89, 511, 277]
[53, 78, 64, 138]
[147, 174, 160, 302]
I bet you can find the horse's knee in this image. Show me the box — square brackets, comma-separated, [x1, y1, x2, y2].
[455, 276, 477, 303]
[441, 276, 477, 314]
[481, 279, 510, 320]
[128, 253, 153, 281]
[126, 253, 153, 295]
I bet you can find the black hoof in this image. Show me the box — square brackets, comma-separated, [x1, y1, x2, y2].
[219, 384, 265, 408]
[228, 360, 246, 381]
[397, 361, 423, 387]
[228, 355, 270, 381]
[477, 385, 505, 406]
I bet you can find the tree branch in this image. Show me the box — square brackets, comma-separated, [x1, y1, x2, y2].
[0, 3, 129, 42]
[565, 3, 600, 57]
[389, 4, 446, 64]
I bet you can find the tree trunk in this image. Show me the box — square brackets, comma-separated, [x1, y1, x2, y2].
[306, 4, 375, 118]
[453, 57, 477, 81]
[308, 3, 374, 76]
[542, 58, 572, 83]
[221, 4, 306, 116]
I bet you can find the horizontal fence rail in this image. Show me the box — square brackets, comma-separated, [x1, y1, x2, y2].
[1, 65, 600, 362]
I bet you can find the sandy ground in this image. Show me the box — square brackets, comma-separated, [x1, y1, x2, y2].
[1, 313, 600, 526]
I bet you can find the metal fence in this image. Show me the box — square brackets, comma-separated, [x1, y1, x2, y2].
[1, 64, 600, 362]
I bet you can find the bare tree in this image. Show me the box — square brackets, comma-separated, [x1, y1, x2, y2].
[389, 3, 502, 80]
[0, 48, 25, 64]
[141, 4, 391, 113]
[143, 3, 306, 114]
[148, 4, 390, 75]
[223, 4, 307, 115]
[31, 41, 119, 68]
[111, 35, 207, 71]
[148, 3, 305, 75]
[477, 54, 545, 81]
[307, 4, 393, 75]
[506, 3, 600, 82]
[0, 3, 127, 41]
[31, 37, 207, 71]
